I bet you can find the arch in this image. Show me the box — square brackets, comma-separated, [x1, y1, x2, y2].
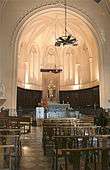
[11, 4, 103, 108]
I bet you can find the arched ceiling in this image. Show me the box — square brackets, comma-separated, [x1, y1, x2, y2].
[105, 0, 110, 12]
[17, 8, 99, 91]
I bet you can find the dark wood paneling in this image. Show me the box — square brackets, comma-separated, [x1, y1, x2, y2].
[17, 86, 99, 109]
[59, 86, 100, 108]
[17, 87, 42, 109]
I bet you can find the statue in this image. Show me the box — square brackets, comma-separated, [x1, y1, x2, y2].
[48, 81, 56, 101]
[0, 82, 6, 98]
[0, 82, 6, 106]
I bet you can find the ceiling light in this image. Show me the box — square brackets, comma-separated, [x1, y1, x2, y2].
[55, 0, 78, 47]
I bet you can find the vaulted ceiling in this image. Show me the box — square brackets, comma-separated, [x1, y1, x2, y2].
[17, 8, 99, 90]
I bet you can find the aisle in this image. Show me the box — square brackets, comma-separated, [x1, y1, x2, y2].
[19, 127, 51, 170]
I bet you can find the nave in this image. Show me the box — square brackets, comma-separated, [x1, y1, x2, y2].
[0, 0, 110, 169]
[20, 127, 51, 170]
[0, 114, 51, 170]
[0, 115, 110, 170]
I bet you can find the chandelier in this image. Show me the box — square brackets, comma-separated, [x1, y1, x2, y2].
[55, 0, 78, 47]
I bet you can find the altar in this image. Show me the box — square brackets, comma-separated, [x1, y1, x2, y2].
[47, 102, 70, 118]
[40, 64, 69, 118]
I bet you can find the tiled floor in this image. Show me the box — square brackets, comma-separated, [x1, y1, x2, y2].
[19, 127, 51, 170]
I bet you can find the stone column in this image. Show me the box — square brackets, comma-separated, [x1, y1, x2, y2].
[75, 64, 80, 85]
[89, 57, 93, 82]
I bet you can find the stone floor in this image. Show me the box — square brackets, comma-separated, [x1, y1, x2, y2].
[19, 127, 110, 170]
[19, 127, 51, 170]
[0, 126, 110, 170]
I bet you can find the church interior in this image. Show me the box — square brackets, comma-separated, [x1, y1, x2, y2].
[0, 0, 110, 169]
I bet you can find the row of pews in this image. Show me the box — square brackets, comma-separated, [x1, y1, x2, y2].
[0, 115, 31, 169]
[42, 117, 110, 170]
[0, 116, 31, 134]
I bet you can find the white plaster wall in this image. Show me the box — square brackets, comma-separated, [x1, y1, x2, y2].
[0, 0, 110, 112]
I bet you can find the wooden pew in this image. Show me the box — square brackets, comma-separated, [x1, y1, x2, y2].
[60, 147, 110, 170]
[0, 116, 31, 134]
[0, 128, 22, 170]
[52, 135, 110, 170]
[0, 128, 21, 155]
[42, 117, 110, 155]
[0, 144, 14, 169]
[18, 116, 31, 134]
